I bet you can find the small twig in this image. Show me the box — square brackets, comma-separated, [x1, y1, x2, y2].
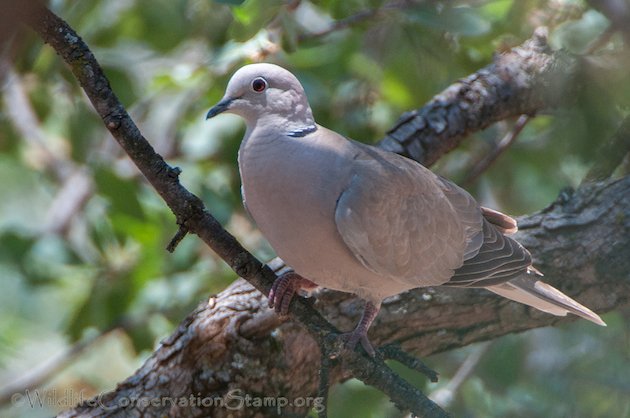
[583, 114, 630, 182]
[344, 350, 449, 417]
[379, 344, 439, 383]
[428, 341, 492, 409]
[463, 115, 531, 186]
[166, 223, 189, 252]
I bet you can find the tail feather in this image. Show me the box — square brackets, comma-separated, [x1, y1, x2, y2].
[486, 274, 606, 326]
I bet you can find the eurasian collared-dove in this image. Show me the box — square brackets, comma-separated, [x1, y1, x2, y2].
[206, 63, 606, 356]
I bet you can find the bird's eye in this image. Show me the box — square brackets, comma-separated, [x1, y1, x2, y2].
[251, 77, 268, 93]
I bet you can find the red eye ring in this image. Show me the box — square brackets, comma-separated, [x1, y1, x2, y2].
[252, 77, 267, 93]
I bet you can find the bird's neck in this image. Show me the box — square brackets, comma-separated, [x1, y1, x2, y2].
[243, 111, 317, 142]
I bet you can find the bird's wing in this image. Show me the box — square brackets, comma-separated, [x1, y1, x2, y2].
[434, 177, 532, 288]
[434, 176, 485, 260]
[334, 144, 474, 286]
[445, 218, 533, 287]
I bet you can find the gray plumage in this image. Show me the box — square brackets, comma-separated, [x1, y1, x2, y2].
[206, 63, 606, 343]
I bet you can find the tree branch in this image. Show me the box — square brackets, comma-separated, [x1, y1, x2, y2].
[462, 115, 531, 186]
[14, 4, 629, 418]
[378, 27, 576, 167]
[428, 342, 492, 408]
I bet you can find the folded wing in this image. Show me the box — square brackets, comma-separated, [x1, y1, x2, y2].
[334, 144, 474, 286]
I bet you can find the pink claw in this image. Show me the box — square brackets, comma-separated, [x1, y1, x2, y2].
[268, 272, 316, 316]
[339, 329, 376, 357]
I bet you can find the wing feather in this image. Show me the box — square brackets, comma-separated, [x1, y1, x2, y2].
[334, 145, 469, 286]
[481, 206, 518, 234]
[435, 177, 484, 260]
[445, 219, 531, 287]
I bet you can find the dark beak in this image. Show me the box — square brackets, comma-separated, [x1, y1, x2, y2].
[206, 97, 234, 119]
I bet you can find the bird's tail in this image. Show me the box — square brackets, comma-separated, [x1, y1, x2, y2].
[486, 272, 606, 326]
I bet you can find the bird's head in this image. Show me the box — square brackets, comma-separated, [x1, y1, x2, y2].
[206, 63, 315, 132]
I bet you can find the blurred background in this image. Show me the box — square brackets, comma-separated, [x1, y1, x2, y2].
[0, 0, 629, 417]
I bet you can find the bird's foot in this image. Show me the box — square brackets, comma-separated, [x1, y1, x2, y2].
[337, 301, 380, 357]
[339, 328, 376, 357]
[268, 271, 317, 315]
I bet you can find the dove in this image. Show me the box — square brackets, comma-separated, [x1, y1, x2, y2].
[206, 63, 606, 356]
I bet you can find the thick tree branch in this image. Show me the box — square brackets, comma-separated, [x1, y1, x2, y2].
[379, 27, 576, 166]
[14, 4, 628, 418]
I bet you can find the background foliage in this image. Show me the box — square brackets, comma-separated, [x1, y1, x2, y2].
[0, 0, 628, 417]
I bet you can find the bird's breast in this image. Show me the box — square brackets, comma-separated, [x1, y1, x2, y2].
[237, 134, 391, 297]
[238, 136, 345, 255]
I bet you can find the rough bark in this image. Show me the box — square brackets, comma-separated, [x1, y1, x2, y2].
[13, 3, 629, 418]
